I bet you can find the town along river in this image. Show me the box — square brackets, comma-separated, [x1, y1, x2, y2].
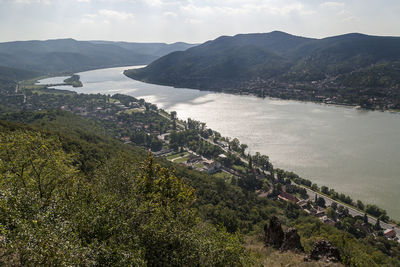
[44, 65, 400, 220]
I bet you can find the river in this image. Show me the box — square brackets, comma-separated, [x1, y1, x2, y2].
[42, 65, 400, 220]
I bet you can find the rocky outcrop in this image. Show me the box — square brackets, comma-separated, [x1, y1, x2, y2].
[264, 216, 285, 249]
[264, 216, 304, 252]
[281, 228, 304, 252]
[305, 240, 341, 263]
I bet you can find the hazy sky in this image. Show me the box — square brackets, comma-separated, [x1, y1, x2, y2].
[1, 0, 399, 43]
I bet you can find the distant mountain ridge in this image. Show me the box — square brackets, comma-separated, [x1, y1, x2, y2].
[90, 40, 196, 57]
[125, 31, 400, 109]
[0, 38, 196, 75]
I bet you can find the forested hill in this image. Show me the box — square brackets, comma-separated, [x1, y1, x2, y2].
[126, 31, 400, 109]
[0, 38, 195, 74]
[0, 66, 38, 95]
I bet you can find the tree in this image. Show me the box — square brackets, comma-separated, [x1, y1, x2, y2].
[230, 138, 240, 152]
[321, 186, 329, 194]
[0, 129, 78, 205]
[150, 139, 163, 151]
[341, 208, 350, 218]
[326, 207, 337, 221]
[337, 205, 344, 213]
[0, 128, 249, 266]
[299, 188, 308, 199]
[311, 183, 318, 191]
[374, 218, 381, 230]
[240, 143, 248, 155]
[331, 202, 338, 210]
[366, 204, 388, 220]
[316, 197, 326, 208]
[363, 213, 369, 224]
[357, 200, 365, 210]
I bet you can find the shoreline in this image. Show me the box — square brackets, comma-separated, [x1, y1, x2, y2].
[33, 70, 400, 223]
[123, 72, 400, 115]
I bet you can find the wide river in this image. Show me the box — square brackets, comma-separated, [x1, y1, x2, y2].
[43, 66, 400, 219]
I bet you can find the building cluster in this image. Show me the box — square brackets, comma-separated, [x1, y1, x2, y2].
[277, 189, 399, 242]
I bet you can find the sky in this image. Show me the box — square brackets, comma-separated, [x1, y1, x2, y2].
[0, 0, 400, 43]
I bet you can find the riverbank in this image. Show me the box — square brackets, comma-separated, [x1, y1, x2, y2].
[16, 74, 400, 228]
[37, 66, 400, 220]
[124, 70, 400, 114]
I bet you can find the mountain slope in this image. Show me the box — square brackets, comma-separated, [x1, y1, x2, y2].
[126, 31, 315, 89]
[90, 40, 196, 57]
[0, 66, 38, 95]
[0, 39, 195, 75]
[125, 32, 400, 108]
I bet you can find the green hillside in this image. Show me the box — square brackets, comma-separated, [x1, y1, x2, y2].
[0, 66, 38, 96]
[0, 39, 195, 75]
[126, 31, 400, 110]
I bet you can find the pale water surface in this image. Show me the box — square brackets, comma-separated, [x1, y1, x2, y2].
[43, 66, 400, 219]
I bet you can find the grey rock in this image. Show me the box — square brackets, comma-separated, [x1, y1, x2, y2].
[305, 240, 341, 263]
[264, 216, 285, 249]
[281, 228, 304, 252]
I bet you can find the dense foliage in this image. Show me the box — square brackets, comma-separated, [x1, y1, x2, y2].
[0, 122, 248, 266]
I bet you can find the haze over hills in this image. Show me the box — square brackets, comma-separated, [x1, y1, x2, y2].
[90, 41, 197, 58]
[126, 31, 400, 109]
[0, 38, 196, 75]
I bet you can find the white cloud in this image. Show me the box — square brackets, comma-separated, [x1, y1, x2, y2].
[81, 9, 134, 25]
[80, 17, 95, 24]
[180, 1, 314, 18]
[336, 9, 358, 22]
[163, 11, 177, 18]
[12, 0, 51, 4]
[260, 3, 315, 16]
[98, 9, 134, 20]
[185, 18, 202, 24]
[143, 0, 162, 6]
[320, 2, 345, 8]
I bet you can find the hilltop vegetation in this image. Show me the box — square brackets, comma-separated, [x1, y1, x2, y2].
[126, 31, 400, 110]
[0, 120, 248, 266]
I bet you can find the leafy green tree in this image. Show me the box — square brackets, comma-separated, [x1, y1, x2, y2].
[321, 186, 329, 194]
[374, 218, 382, 230]
[357, 200, 365, 210]
[240, 144, 248, 155]
[0, 127, 249, 266]
[316, 197, 326, 208]
[0, 129, 78, 207]
[326, 207, 337, 221]
[230, 138, 240, 152]
[363, 213, 369, 224]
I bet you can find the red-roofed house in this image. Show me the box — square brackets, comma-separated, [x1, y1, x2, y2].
[384, 229, 396, 239]
[278, 192, 299, 203]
